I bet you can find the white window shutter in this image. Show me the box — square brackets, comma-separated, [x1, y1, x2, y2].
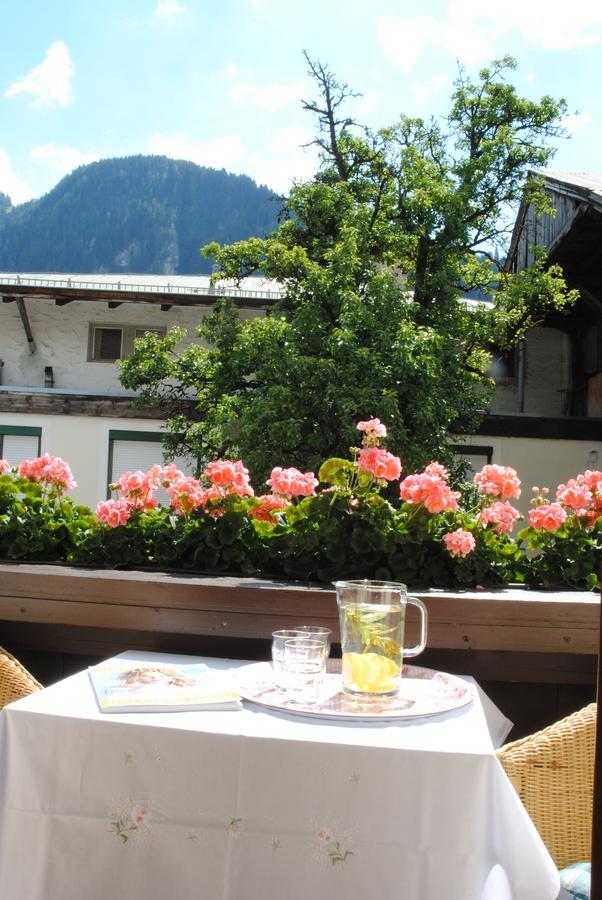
[2, 435, 40, 467]
[110, 439, 194, 504]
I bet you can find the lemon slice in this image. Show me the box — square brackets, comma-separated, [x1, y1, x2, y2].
[342, 652, 399, 693]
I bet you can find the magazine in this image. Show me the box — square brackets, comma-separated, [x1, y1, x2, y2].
[88, 659, 242, 712]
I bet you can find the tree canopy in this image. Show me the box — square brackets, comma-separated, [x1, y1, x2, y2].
[120, 55, 578, 480]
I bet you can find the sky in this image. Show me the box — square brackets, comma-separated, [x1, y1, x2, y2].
[1, 0, 601, 206]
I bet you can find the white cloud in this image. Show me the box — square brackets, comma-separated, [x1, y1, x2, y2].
[5, 41, 74, 109]
[149, 132, 247, 169]
[0, 149, 35, 204]
[561, 112, 593, 133]
[412, 75, 450, 107]
[267, 126, 313, 155]
[357, 90, 380, 116]
[147, 129, 317, 193]
[247, 153, 316, 193]
[229, 79, 305, 111]
[154, 0, 185, 22]
[30, 143, 99, 173]
[378, 1, 602, 72]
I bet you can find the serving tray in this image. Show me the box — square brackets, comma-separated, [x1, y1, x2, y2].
[236, 660, 474, 721]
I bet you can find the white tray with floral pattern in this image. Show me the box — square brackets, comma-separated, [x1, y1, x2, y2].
[236, 660, 474, 721]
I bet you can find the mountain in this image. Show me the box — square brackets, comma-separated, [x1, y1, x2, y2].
[0, 155, 279, 274]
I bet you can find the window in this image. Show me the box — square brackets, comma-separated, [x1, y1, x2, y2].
[88, 325, 166, 362]
[451, 444, 492, 477]
[108, 430, 194, 501]
[487, 346, 516, 382]
[0, 425, 41, 466]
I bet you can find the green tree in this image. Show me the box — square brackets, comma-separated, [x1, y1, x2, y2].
[120, 55, 577, 481]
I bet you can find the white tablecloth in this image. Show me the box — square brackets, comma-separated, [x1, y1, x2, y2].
[0, 651, 559, 900]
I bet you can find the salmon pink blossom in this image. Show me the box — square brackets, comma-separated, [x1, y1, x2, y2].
[95, 499, 131, 528]
[0, 459, 11, 474]
[424, 462, 449, 480]
[556, 479, 593, 515]
[147, 463, 184, 489]
[167, 476, 205, 515]
[357, 418, 387, 439]
[399, 472, 459, 513]
[474, 464, 521, 499]
[18, 454, 76, 492]
[114, 470, 156, 511]
[356, 448, 402, 481]
[204, 460, 254, 497]
[267, 467, 318, 497]
[443, 529, 476, 558]
[528, 503, 567, 532]
[250, 494, 289, 524]
[479, 501, 520, 534]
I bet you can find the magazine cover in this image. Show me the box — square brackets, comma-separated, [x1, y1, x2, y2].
[89, 660, 242, 712]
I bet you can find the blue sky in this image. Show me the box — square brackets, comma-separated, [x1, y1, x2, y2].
[1, 0, 601, 205]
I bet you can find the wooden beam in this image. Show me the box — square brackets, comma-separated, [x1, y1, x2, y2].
[15, 297, 36, 354]
[0, 282, 270, 309]
[0, 390, 174, 418]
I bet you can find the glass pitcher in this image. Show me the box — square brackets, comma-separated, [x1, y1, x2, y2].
[335, 579, 428, 699]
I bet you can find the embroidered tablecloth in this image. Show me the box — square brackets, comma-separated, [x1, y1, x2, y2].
[0, 651, 559, 900]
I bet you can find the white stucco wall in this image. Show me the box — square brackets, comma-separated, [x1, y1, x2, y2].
[0, 297, 261, 392]
[0, 410, 184, 506]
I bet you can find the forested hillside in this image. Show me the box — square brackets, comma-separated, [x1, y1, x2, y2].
[0, 156, 278, 274]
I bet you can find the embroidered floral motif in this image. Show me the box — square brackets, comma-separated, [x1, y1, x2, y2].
[109, 801, 150, 844]
[315, 829, 354, 865]
[124, 751, 136, 764]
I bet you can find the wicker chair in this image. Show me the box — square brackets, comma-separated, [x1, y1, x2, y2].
[496, 703, 595, 870]
[0, 646, 43, 711]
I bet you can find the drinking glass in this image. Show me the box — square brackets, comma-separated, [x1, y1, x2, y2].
[335, 579, 427, 699]
[271, 629, 302, 689]
[293, 625, 332, 654]
[283, 638, 327, 705]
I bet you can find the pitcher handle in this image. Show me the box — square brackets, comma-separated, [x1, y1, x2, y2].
[403, 596, 428, 658]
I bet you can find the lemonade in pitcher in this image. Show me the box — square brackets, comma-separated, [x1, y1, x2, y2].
[335, 580, 428, 699]
[339, 600, 403, 697]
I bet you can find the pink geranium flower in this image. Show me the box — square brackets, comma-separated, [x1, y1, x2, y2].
[356, 448, 402, 482]
[474, 464, 521, 500]
[114, 470, 156, 511]
[528, 503, 567, 532]
[423, 462, 449, 480]
[443, 529, 476, 558]
[479, 501, 520, 534]
[399, 472, 459, 513]
[167, 476, 206, 516]
[357, 418, 387, 438]
[204, 460, 254, 497]
[0, 459, 11, 474]
[18, 454, 77, 492]
[250, 494, 289, 524]
[95, 499, 131, 528]
[556, 479, 593, 515]
[147, 463, 184, 489]
[267, 467, 318, 497]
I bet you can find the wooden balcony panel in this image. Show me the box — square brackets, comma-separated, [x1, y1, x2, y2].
[0, 564, 597, 655]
